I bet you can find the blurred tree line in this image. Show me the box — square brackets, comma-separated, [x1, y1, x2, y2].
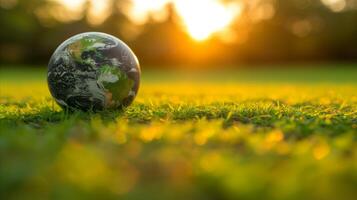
[0, 0, 356, 67]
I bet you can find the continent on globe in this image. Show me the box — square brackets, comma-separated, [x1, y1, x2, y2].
[47, 32, 140, 111]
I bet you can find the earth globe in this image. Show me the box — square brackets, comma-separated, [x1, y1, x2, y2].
[47, 32, 140, 112]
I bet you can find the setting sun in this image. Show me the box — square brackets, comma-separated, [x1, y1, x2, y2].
[174, 0, 241, 41]
[130, 0, 242, 41]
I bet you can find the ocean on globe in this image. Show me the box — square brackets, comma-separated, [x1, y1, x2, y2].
[47, 32, 140, 111]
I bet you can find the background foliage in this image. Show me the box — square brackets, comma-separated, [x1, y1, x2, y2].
[0, 0, 357, 66]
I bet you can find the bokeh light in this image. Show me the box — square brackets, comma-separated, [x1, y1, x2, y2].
[321, 0, 346, 12]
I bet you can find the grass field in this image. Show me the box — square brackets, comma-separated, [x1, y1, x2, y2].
[1, 66, 357, 200]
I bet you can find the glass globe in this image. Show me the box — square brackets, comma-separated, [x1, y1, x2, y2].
[47, 32, 140, 111]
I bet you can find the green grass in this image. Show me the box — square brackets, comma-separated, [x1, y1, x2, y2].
[1, 66, 357, 200]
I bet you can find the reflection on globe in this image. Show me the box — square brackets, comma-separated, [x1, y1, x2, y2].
[47, 32, 140, 111]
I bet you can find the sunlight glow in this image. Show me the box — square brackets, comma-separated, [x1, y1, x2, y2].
[87, 0, 112, 25]
[54, 0, 86, 11]
[129, 0, 242, 41]
[53, 0, 111, 25]
[174, 0, 242, 41]
[130, 0, 170, 24]
[321, 0, 346, 12]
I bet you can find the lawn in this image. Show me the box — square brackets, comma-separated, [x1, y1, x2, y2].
[0, 65, 357, 200]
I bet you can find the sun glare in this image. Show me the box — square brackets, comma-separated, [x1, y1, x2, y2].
[130, 0, 242, 41]
[174, 0, 241, 41]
